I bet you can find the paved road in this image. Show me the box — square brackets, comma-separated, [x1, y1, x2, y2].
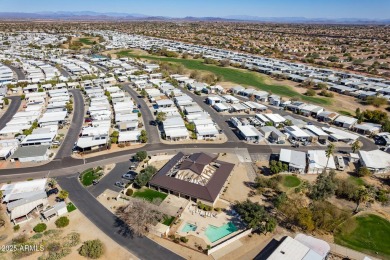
[55, 89, 85, 159]
[233, 95, 377, 151]
[88, 161, 130, 197]
[5, 64, 25, 80]
[0, 96, 21, 130]
[57, 175, 183, 260]
[122, 84, 161, 144]
[181, 87, 240, 142]
[58, 67, 71, 78]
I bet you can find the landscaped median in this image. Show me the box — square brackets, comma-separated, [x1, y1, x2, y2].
[79, 167, 104, 186]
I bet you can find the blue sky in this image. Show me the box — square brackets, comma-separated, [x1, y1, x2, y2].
[0, 0, 389, 19]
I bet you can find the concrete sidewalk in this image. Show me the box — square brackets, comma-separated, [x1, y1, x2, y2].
[330, 243, 381, 260]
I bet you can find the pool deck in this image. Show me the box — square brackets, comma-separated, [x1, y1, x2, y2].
[176, 202, 243, 246]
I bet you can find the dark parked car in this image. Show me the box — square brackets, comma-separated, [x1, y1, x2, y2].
[150, 120, 156, 126]
[92, 180, 99, 185]
[47, 188, 59, 196]
[55, 197, 64, 202]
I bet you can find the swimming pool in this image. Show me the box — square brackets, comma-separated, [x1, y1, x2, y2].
[182, 223, 197, 233]
[205, 222, 238, 243]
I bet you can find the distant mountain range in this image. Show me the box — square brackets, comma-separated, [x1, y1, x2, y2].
[0, 11, 389, 24]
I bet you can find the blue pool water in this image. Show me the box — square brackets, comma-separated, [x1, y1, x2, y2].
[182, 223, 197, 232]
[205, 222, 238, 243]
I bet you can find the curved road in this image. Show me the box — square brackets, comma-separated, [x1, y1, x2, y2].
[0, 84, 377, 259]
[5, 64, 26, 81]
[0, 96, 21, 130]
[54, 89, 85, 159]
[57, 174, 183, 260]
[122, 84, 160, 144]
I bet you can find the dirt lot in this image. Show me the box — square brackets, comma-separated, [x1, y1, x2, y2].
[0, 207, 135, 260]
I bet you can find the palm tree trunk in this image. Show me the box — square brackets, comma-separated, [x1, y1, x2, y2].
[355, 202, 360, 213]
[325, 156, 330, 172]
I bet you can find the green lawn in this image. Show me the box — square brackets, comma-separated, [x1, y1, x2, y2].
[162, 216, 175, 226]
[338, 110, 354, 117]
[78, 38, 95, 45]
[80, 168, 100, 186]
[335, 214, 390, 258]
[66, 202, 77, 213]
[133, 188, 168, 203]
[282, 175, 301, 188]
[115, 50, 331, 106]
[348, 176, 366, 186]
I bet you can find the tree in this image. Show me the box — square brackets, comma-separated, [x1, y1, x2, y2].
[48, 178, 57, 188]
[317, 83, 328, 90]
[134, 166, 157, 187]
[366, 96, 387, 108]
[296, 208, 315, 231]
[305, 89, 316, 96]
[335, 178, 360, 200]
[284, 119, 293, 126]
[140, 89, 147, 98]
[33, 223, 47, 233]
[156, 112, 167, 123]
[269, 160, 288, 174]
[351, 140, 361, 153]
[65, 102, 73, 113]
[356, 166, 371, 177]
[309, 171, 337, 200]
[79, 239, 104, 259]
[55, 216, 70, 228]
[139, 130, 148, 143]
[355, 186, 374, 212]
[134, 151, 147, 162]
[3, 97, 9, 106]
[233, 199, 277, 234]
[58, 190, 69, 201]
[325, 143, 335, 170]
[116, 198, 164, 236]
[110, 131, 119, 144]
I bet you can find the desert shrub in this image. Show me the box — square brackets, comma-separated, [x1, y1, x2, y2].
[180, 237, 189, 243]
[126, 189, 133, 196]
[13, 225, 20, 232]
[12, 242, 36, 259]
[32, 233, 43, 239]
[63, 232, 81, 247]
[55, 216, 69, 228]
[43, 229, 62, 237]
[33, 223, 47, 233]
[78, 239, 104, 259]
[12, 234, 27, 244]
[47, 242, 61, 253]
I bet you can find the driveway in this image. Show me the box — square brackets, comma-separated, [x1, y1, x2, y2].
[0, 96, 21, 130]
[57, 175, 183, 260]
[55, 89, 85, 159]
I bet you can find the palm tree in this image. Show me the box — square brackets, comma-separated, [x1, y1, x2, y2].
[325, 143, 335, 171]
[58, 190, 69, 201]
[354, 187, 374, 212]
[351, 140, 361, 153]
[48, 178, 57, 188]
